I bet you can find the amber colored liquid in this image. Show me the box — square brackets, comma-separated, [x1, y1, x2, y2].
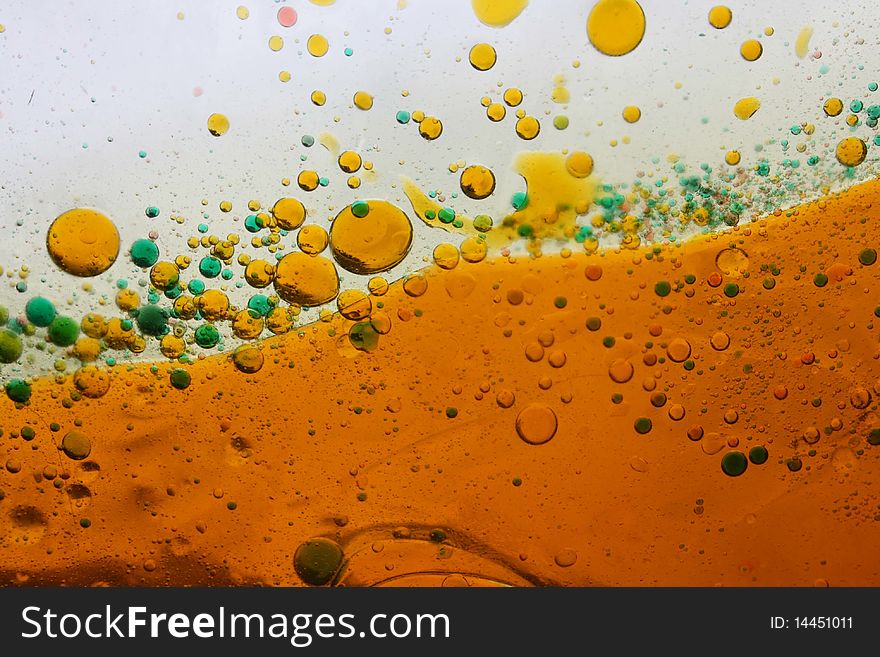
[2, 178, 880, 587]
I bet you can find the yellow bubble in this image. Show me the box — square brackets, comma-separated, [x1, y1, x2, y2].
[622, 105, 641, 123]
[196, 289, 230, 322]
[149, 261, 179, 291]
[733, 97, 760, 120]
[268, 35, 284, 52]
[297, 225, 329, 255]
[432, 243, 460, 270]
[403, 273, 428, 297]
[725, 150, 741, 166]
[503, 88, 523, 107]
[471, 0, 528, 27]
[368, 277, 389, 296]
[307, 34, 329, 57]
[836, 137, 867, 167]
[330, 201, 413, 274]
[279, 70, 291, 83]
[72, 337, 102, 362]
[103, 318, 135, 350]
[244, 259, 276, 288]
[236, 5, 249, 19]
[370, 311, 392, 334]
[231, 309, 263, 340]
[795, 26, 813, 59]
[160, 334, 185, 359]
[740, 39, 762, 61]
[232, 344, 264, 373]
[172, 295, 197, 320]
[460, 165, 496, 200]
[565, 151, 594, 178]
[460, 237, 488, 263]
[274, 252, 340, 306]
[115, 288, 140, 312]
[267, 307, 295, 334]
[764, 26, 774, 36]
[418, 117, 443, 140]
[272, 197, 307, 230]
[353, 91, 373, 110]
[73, 365, 110, 398]
[81, 313, 107, 339]
[311, 90, 327, 106]
[587, 0, 646, 57]
[338, 151, 362, 173]
[515, 404, 558, 445]
[487, 103, 506, 122]
[207, 112, 229, 137]
[219, 200, 232, 213]
[468, 43, 497, 71]
[337, 289, 372, 320]
[515, 116, 540, 140]
[297, 170, 320, 191]
[347, 176, 361, 189]
[708, 6, 732, 29]
[47, 208, 120, 277]
[823, 97, 843, 117]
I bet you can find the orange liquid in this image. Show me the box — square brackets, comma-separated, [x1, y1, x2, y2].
[2, 178, 879, 587]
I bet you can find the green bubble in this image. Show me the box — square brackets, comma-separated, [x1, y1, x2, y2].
[0, 329, 23, 364]
[786, 457, 803, 472]
[25, 296, 56, 327]
[654, 280, 671, 297]
[634, 417, 652, 434]
[199, 257, 222, 278]
[247, 295, 272, 317]
[813, 272, 828, 287]
[723, 282, 739, 298]
[47, 316, 79, 347]
[438, 207, 455, 224]
[244, 214, 263, 233]
[5, 378, 32, 403]
[396, 110, 411, 124]
[553, 115, 569, 130]
[61, 431, 91, 460]
[748, 445, 769, 464]
[145, 206, 160, 218]
[554, 296, 567, 308]
[129, 239, 159, 267]
[169, 368, 191, 390]
[721, 451, 748, 476]
[194, 323, 220, 348]
[858, 248, 877, 266]
[351, 200, 370, 218]
[473, 214, 493, 232]
[135, 305, 169, 336]
[349, 322, 379, 352]
[511, 191, 528, 210]
[293, 537, 344, 586]
[586, 317, 602, 331]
